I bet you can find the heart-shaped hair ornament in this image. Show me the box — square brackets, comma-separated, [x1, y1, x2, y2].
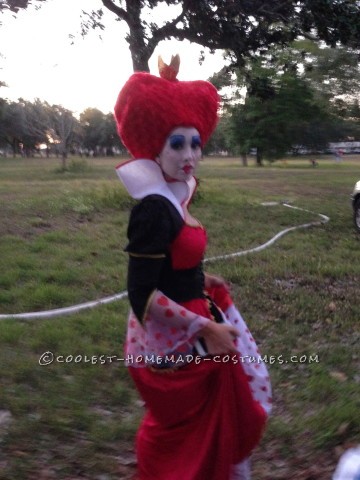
[158, 54, 180, 81]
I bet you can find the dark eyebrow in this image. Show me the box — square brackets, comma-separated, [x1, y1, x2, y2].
[192, 135, 201, 144]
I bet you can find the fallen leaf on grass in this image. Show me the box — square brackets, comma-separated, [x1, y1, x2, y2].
[328, 301, 336, 312]
[116, 453, 137, 467]
[329, 371, 348, 382]
[336, 422, 350, 436]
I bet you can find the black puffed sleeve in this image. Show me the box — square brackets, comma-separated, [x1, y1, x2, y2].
[125, 195, 183, 322]
[125, 195, 182, 255]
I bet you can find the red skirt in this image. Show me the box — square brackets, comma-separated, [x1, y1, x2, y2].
[129, 295, 267, 480]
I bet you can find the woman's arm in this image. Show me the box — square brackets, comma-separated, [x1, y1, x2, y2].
[204, 272, 231, 292]
[145, 289, 239, 354]
[200, 320, 239, 354]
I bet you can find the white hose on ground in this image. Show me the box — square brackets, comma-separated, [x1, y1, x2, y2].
[0, 203, 329, 321]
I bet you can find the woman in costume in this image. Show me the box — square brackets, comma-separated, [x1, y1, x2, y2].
[114, 55, 272, 480]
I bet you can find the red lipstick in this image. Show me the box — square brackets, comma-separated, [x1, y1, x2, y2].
[183, 165, 192, 174]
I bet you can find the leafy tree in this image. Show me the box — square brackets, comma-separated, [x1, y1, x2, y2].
[346, 99, 360, 138]
[0, 98, 49, 156]
[203, 116, 231, 157]
[0, 100, 20, 155]
[79, 108, 106, 152]
[7, 0, 359, 71]
[0, 0, 45, 14]
[103, 112, 125, 154]
[79, 108, 124, 155]
[78, 1, 360, 71]
[215, 37, 360, 163]
[228, 68, 334, 164]
[290, 40, 360, 106]
[0, 97, 79, 163]
[286, 42, 360, 143]
[48, 104, 79, 167]
[0, 97, 8, 152]
[0, 96, 122, 160]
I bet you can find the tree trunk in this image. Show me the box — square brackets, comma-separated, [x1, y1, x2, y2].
[61, 151, 67, 170]
[12, 139, 16, 158]
[130, 47, 151, 72]
[126, 0, 151, 72]
[256, 149, 263, 166]
[240, 153, 248, 166]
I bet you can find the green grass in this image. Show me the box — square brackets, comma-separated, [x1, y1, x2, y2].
[0, 154, 359, 479]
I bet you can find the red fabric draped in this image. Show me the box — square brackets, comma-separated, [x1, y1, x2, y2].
[205, 284, 233, 313]
[129, 356, 266, 480]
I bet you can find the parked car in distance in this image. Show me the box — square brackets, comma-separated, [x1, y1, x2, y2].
[352, 181, 360, 233]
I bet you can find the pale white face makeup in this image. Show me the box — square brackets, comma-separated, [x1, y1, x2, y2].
[156, 127, 202, 182]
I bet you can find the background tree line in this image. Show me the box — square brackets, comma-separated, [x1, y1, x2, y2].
[1, 37, 359, 167]
[0, 99, 125, 167]
[206, 40, 360, 164]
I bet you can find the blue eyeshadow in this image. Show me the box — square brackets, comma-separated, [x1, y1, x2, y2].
[191, 135, 201, 148]
[169, 135, 185, 149]
[168, 133, 202, 150]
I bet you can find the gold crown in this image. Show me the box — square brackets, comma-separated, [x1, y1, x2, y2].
[158, 54, 180, 81]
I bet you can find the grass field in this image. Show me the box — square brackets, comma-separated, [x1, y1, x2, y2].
[0, 154, 359, 479]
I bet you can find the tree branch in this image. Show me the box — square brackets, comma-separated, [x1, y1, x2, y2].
[256, 0, 293, 22]
[101, 0, 130, 24]
[147, 8, 187, 56]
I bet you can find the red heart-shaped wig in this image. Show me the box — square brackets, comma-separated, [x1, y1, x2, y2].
[114, 59, 219, 160]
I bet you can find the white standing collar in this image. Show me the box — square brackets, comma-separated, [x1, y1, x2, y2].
[116, 159, 197, 219]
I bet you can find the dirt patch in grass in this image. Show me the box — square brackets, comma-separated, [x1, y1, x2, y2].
[7, 435, 342, 480]
[0, 209, 126, 240]
[0, 215, 54, 239]
[0, 437, 348, 480]
[252, 439, 341, 480]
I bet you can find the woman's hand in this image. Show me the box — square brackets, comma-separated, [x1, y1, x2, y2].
[204, 273, 231, 293]
[200, 321, 239, 355]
